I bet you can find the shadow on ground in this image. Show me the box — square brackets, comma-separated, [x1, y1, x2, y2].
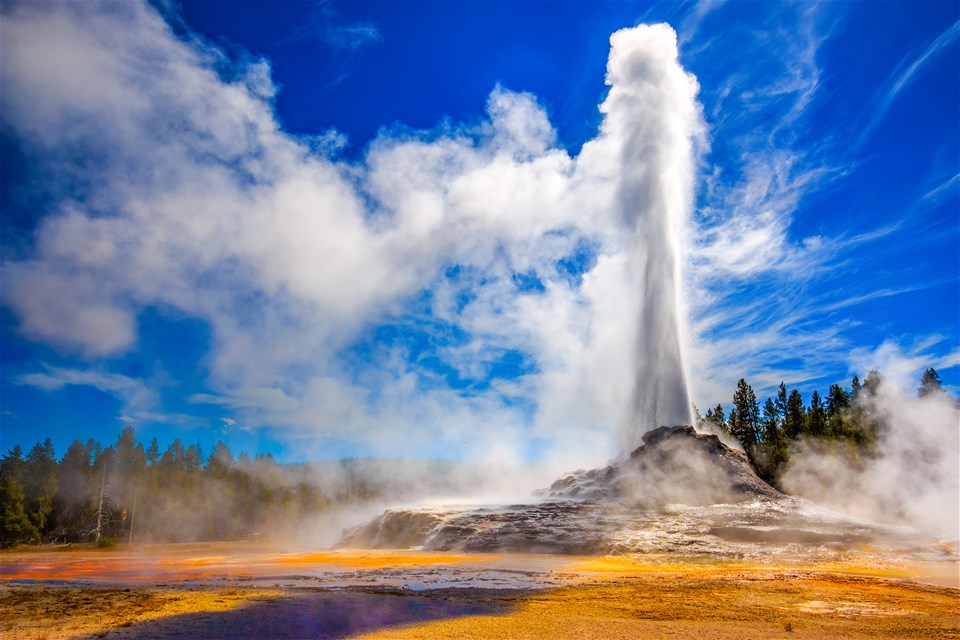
[76, 588, 518, 639]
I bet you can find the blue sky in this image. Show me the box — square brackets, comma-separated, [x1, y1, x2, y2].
[1, 1, 957, 465]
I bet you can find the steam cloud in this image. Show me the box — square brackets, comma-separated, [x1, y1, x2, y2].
[2, 2, 703, 461]
[782, 378, 960, 540]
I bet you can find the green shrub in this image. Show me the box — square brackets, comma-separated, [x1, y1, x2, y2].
[96, 536, 118, 549]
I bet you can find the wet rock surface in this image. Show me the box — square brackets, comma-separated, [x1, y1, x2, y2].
[339, 426, 936, 557]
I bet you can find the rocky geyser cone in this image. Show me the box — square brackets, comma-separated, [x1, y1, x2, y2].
[548, 425, 782, 505]
[338, 425, 788, 553]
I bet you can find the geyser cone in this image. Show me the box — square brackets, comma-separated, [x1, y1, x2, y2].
[594, 25, 701, 452]
[339, 426, 925, 556]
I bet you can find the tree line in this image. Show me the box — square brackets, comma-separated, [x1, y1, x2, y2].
[0, 429, 395, 548]
[699, 367, 948, 487]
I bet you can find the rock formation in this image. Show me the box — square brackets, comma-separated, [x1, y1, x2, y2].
[547, 425, 781, 505]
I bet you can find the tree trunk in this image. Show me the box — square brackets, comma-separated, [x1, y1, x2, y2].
[128, 489, 137, 545]
[94, 462, 106, 543]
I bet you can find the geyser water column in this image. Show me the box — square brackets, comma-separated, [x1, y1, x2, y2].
[596, 24, 701, 453]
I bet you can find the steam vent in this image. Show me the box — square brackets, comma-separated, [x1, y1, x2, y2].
[340, 426, 919, 556]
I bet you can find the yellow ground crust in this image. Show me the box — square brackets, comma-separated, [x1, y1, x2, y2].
[1, 545, 957, 639]
[354, 573, 960, 640]
[0, 569, 956, 639]
[0, 543, 486, 582]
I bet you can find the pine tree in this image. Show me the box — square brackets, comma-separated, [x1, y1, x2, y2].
[855, 370, 885, 448]
[112, 427, 146, 543]
[207, 441, 234, 473]
[205, 441, 240, 539]
[806, 390, 827, 437]
[0, 446, 40, 547]
[754, 397, 788, 486]
[729, 379, 760, 449]
[0, 474, 40, 547]
[774, 382, 788, 420]
[826, 384, 850, 438]
[918, 367, 944, 398]
[164, 439, 186, 468]
[712, 403, 727, 431]
[184, 443, 203, 473]
[1, 445, 25, 481]
[863, 369, 884, 398]
[145, 438, 160, 465]
[761, 398, 780, 445]
[91, 446, 114, 542]
[783, 389, 805, 439]
[23, 439, 58, 536]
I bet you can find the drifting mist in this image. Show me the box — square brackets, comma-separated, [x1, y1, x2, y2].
[782, 381, 960, 539]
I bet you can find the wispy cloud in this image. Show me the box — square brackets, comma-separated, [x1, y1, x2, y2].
[922, 172, 960, 203]
[681, 2, 957, 406]
[17, 364, 156, 414]
[283, 8, 382, 52]
[674, 0, 726, 48]
[693, 152, 836, 279]
[276, 1, 382, 90]
[685, 5, 840, 397]
[687, 4, 841, 282]
[855, 20, 960, 149]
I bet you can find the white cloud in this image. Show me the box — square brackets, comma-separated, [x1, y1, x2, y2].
[687, 4, 837, 284]
[675, 0, 726, 48]
[16, 365, 158, 419]
[1, 4, 702, 462]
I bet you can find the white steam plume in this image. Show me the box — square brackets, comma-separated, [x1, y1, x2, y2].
[587, 26, 702, 451]
[782, 379, 960, 540]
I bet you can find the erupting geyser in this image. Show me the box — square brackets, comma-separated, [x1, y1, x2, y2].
[335, 25, 942, 560]
[593, 25, 700, 453]
[340, 26, 727, 554]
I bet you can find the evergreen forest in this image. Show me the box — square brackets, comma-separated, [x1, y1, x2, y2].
[699, 367, 950, 487]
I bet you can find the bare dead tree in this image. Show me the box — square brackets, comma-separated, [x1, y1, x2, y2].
[128, 488, 138, 545]
[93, 460, 107, 543]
